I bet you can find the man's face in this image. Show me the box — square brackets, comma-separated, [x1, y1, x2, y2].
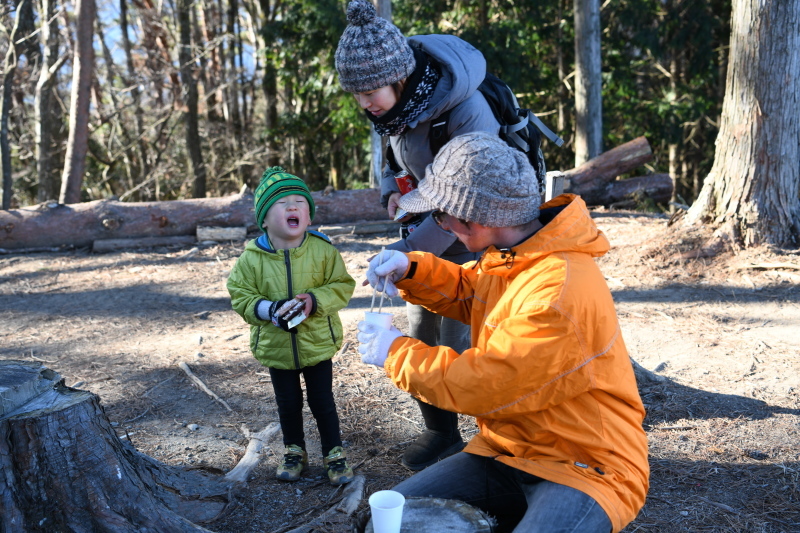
[433, 210, 490, 253]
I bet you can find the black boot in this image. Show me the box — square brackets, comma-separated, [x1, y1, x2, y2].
[402, 399, 465, 471]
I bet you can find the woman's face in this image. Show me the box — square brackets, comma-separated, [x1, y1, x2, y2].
[354, 85, 398, 117]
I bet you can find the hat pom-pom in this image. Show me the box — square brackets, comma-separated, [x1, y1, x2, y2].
[260, 166, 285, 182]
[346, 0, 376, 26]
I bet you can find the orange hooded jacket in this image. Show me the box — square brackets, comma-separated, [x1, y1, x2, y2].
[386, 195, 649, 532]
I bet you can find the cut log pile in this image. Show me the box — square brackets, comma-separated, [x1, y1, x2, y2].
[552, 136, 671, 206]
[0, 137, 670, 251]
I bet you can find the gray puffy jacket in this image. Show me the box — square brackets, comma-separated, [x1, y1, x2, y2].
[382, 34, 500, 264]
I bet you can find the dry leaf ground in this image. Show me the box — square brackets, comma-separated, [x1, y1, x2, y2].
[1, 209, 798, 532]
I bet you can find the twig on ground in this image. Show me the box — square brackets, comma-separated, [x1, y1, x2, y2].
[225, 423, 280, 482]
[734, 262, 800, 271]
[390, 411, 423, 428]
[274, 475, 365, 533]
[696, 496, 738, 514]
[142, 376, 175, 397]
[124, 407, 152, 423]
[178, 361, 234, 412]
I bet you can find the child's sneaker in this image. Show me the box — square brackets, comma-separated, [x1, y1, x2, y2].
[276, 444, 308, 481]
[323, 446, 354, 485]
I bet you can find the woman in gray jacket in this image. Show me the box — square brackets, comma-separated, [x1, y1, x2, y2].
[336, 0, 499, 471]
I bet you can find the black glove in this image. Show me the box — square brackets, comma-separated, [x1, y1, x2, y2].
[268, 299, 296, 332]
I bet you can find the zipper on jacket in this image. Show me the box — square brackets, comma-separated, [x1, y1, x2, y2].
[254, 325, 261, 352]
[327, 316, 336, 345]
[283, 249, 301, 369]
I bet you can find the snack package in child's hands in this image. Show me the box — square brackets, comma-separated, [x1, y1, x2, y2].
[276, 298, 307, 328]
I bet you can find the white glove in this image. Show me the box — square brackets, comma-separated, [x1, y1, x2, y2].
[256, 299, 274, 321]
[357, 321, 403, 367]
[366, 250, 409, 297]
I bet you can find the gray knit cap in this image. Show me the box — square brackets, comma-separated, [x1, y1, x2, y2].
[335, 0, 416, 93]
[398, 132, 541, 227]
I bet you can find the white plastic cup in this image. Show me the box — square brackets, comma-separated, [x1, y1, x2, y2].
[368, 490, 405, 533]
[365, 311, 393, 330]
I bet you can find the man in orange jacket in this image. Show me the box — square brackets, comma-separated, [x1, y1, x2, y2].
[357, 132, 649, 532]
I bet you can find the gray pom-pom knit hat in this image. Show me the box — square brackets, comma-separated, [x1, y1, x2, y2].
[398, 132, 542, 228]
[335, 0, 416, 93]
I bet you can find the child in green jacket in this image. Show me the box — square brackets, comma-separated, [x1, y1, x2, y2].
[227, 167, 356, 485]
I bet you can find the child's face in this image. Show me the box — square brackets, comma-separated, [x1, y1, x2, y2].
[263, 194, 312, 249]
[354, 85, 398, 117]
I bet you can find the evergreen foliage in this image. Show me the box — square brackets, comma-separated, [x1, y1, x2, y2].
[0, 0, 732, 208]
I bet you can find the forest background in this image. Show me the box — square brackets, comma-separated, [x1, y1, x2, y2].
[0, 0, 731, 210]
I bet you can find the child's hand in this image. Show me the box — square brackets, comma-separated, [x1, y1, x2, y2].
[269, 299, 296, 332]
[294, 293, 313, 316]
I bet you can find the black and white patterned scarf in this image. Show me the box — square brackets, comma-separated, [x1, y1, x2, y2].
[368, 49, 441, 137]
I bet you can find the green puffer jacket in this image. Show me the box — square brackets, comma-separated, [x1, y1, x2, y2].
[227, 231, 355, 370]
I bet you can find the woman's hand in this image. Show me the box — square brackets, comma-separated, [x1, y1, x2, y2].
[386, 192, 402, 219]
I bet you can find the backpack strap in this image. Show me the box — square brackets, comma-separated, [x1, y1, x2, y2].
[429, 107, 453, 157]
[528, 112, 565, 147]
[385, 140, 403, 173]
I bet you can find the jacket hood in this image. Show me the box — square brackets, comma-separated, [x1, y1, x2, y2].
[480, 195, 610, 274]
[406, 34, 486, 127]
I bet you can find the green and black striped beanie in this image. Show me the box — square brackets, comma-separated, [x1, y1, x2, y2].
[253, 167, 315, 230]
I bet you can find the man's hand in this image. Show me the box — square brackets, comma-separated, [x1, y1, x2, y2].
[366, 250, 409, 297]
[357, 321, 403, 367]
[386, 192, 402, 220]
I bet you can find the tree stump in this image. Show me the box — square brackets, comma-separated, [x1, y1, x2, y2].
[0, 361, 236, 532]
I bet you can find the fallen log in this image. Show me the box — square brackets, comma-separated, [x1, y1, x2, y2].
[559, 136, 672, 207]
[585, 173, 673, 207]
[0, 138, 666, 251]
[563, 136, 654, 192]
[92, 235, 196, 253]
[0, 360, 235, 531]
[0, 188, 385, 250]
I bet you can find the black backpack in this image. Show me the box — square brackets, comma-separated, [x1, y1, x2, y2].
[388, 73, 564, 193]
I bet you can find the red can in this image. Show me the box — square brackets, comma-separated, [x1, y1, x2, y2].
[394, 170, 417, 195]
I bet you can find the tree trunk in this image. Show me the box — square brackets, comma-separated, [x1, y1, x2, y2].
[179, 0, 208, 198]
[0, 189, 385, 250]
[0, 361, 234, 531]
[369, 0, 393, 188]
[227, 0, 242, 145]
[556, 0, 568, 135]
[573, 0, 603, 166]
[59, 0, 96, 204]
[119, 0, 151, 196]
[35, 0, 64, 203]
[199, 0, 222, 121]
[685, 0, 800, 247]
[1, 1, 24, 210]
[263, 57, 280, 168]
[258, 0, 280, 169]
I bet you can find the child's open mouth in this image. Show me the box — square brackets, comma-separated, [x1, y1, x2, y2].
[287, 217, 299, 228]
